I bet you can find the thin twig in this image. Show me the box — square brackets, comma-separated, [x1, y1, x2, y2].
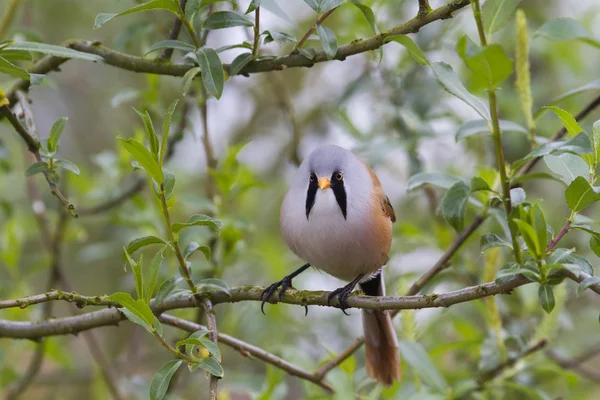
[546, 220, 571, 252]
[314, 338, 363, 379]
[477, 340, 548, 386]
[159, 0, 188, 60]
[294, 7, 338, 51]
[252, 7, 260, 56]
[159, 314, 335, 393]
[547, 344, 600, 382]
[202, 299, 219, 400]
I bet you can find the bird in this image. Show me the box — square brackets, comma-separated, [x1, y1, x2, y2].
[261, 144, 401, 387]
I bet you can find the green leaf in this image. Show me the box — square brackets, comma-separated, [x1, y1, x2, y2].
[456, 37, 513, 89]
[162, 169, 176, 200]
[145, 40, 196, 56]
[480, 233, 512, 251]
[194, 357, 224, 377]
[185, 0, 202, 21]
[398, 341, 448, 393]
[262, 31, 297, 46]
[125, 236, 167, 259]
[133, 109, 160, 159]
[539, 80, 600, 119]
[470, 176, 492, 193]
[510, 187, 526, 206]
[47, 117, 68, 153]
[430, 62, 490, 120]
[25, 161, 48, 176]
[577, 276, 600, 295]
[229, 53, 254, 76]
[298, 48, 316, 60]
[538, 284, 555, 313]
[512, 132, 592, 170]
[123, 248, 144, 300]
[172, 214, 222, 233]
[108, 292, 156, 332]
[455, 119, 527, 142]
[482, 0, 520, 36]
[199, 337, 221, 362]
[541, 106, 583, 137]
[387, 35, 429, 66]
[534, 18, 600, 49]
[6, 41, 104, 62]
[202, 11, 254, 30]
[179, 337, 222, 362]
[0, 56, 29, 80]
[154, 277, 183, 304]
[197, 278, 230, 295]
[316, 24, 338, 60]
[145, 246, 167, 304]
[514, 219, 541, 257]
[149, 360, 183, 400]
[179, 329, 210, 355]
[118, 137, 164, 183]
[592, 120, 600, 166]
[184, 241, 211, 261]
[195, 48, 224, 99]
[94, 0, 179, 30]
[303, 0, 343, 13]
[590, 236, 600, 258]
[160, 99, 179, 166]
[441, 181, 470, 232]
[532, 204, 547, 253]
[54, 159, 80, 176]
[347, 0, 378, 35]
[565, 176, 600, 212]
[544, 153, 588, 184]
[181, 66, 201, 95]
[246, 0, 261, 14]
[407, 172, 462, 192]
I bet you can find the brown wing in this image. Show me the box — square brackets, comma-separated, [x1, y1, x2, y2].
[382, 195, 396, 223]
[362, 160, 396, 223]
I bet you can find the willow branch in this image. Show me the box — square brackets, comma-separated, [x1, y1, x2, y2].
[159, 314, 334, 393]
[159, 0, 187, 60]
[547, 344, 600, 382]
[201, 299, 219, 400]
[294, 7, 338, 51]
[477, 339, 547, 386]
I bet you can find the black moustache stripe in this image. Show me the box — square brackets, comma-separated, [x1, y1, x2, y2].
[331, 175, 347, 220]
[305, 174, 318, 219]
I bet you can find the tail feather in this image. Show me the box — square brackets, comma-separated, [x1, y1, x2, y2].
[359, 270, 401, 387]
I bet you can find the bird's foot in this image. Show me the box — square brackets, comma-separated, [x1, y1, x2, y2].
[261, 275, 308, 316]
[327, 274, 364, 316]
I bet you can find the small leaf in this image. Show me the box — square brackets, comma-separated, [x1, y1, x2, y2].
[316, 24, 338, 60]
[179, 329, 210, 355]
[172, 214, 222, 233]
[470, 176, 492, 193]
[347, 0, 378, 35]
[482, 0, 520, 36]
[162, 169, 176, 200]
[108, 292, 156, 331]
[132, 109, 159, 159]
[590, 236, 600, 258]
[480, 233, 512, 251]
[195, 48, 224, 99]
[441, 181, 470, 232]
[565, 176, 600, 212]
[197, 278, 230, 295]
[123, 248, 144, 301]
[398, 341, 448, 392]
[298, 47, 316, 60]
[229, 52, 254, 76]
[145, 40, 196, 56]
[387, 35, 429, 65]
[538, 284, 555, 313]
[94, 0, 179, 30]
[544, 153, 588, 184]
[154, 277, 184, 304]
[456, 37, 513, 89]
[5, 41, 104, 62]
[181, 66, 201, 95]
[246, 0, 261, 14]
[25, 161, 48, 176]
[407, 172, 462, 192]
[541, 106, 583, 137]
[160, 99, 179, 166]
[145, 246, 167, 304]
[534, 18, 600, 49]
[54, 159, 80, 176]
[202, 11, 254, 30]
[184, 241, 211, 261]
[592, 120, 600, 166]
[540, 80, 600, 119]
[0, 56, 29, 80]
[430, 62, 490, 120]
[532, 203, 547, 255]
[455, 119, 527, 142]
[47, 117, 68, 153]
[185, 0, 202, 20]
[198, 337, 221, 362]
[194, 357, 224, 377]
[118, 137, 164, 183]
[514, 219, 541, 258]
[125, 236, 167, 258]
[149, 360, 183, 400]
[262, 31, 297, 46]
[577, 276, 600, 295]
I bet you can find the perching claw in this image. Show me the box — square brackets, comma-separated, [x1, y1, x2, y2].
[261, 263, 311, 315]
[327, 274, 364, 316]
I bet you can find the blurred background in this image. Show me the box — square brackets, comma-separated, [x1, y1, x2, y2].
[1, 0, 600, 399]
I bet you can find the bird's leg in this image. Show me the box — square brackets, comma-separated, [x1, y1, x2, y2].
[327, 273, 365, 316]
[261, 263, 311, 315]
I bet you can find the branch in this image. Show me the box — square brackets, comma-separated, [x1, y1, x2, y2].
[294, 7, 338, 51]
[252, 7, 260, 56]
[158, 314, 334, 393]
[418, 0, 432, 17]
[547, 344, 600, 382]
[477, 339, 547, 386]
[201, 299, 219, 400]
[159, 0, 187, 60]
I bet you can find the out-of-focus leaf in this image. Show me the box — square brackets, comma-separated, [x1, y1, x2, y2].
[398, 341, 448, 392]
[298, 47, 316, 60]
[195, 48, 224, 99]
[457, 36, 513, 89]
[534, 18, 600, 49]
[482, 0, 520, 36]
[0, 56, 29, 80]
[441, 181, 470, 232]
[94, 0, 179, 30]
[592, 120, 600, 166]
[172, 214, 222, 233]
[541, 106, 583, 137]
[149, 360, 183, 400]
[532, 203, 547, 254]
[202, 11, 254, 30]
[512, 132, 592, 170]
[54, 159, 80, 176]
[181, 66, 201, 95]
[565, 176, 600, 212]
[470, 176, 492, 193]
[407, 172, 462, 192]
[590, 236, 600, 258]
[246, 0, 261, 14]
[145, 40, 196, 56]
[162, 169, 175, 200]
[25, 161, 48, 176]
[544, 153, 588, 184]
[347, 0, 378, 34]
[154, 277, 184, 304]
[184, 241, 211, 261]
[160, 99, 178, 165]
[577, 276, 600, 295]
[118, 137, 164, 183]
[47, 117, 68, 153]
[197, 278, 230, 295]
[388, 35, 429, 65]
[455, 119, 527, 142]
[538, 79, 600, 119]
[515, 9, 534, 133]
[303, 0, 343, 13]
[480, 233, 512, 251]
[316, 24, 337, 60]
[538, 284, 555, 313]
[6, 41, 104, 62]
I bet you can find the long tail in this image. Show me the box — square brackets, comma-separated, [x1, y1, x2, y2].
[359, 270, 401, 387]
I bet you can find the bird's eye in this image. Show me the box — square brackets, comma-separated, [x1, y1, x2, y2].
[309, 173, 316, 182]
[335, 172, 343, 181]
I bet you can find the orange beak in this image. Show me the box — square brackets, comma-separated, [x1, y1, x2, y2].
[318, 177, 331, 189]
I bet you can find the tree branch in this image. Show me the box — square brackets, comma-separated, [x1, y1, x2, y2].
[158, 0, 187, 60]
[294, 7, 338, 51]
[158, 314, 334, 393]
[201, 299, 219, 400]
[477, 339, 547, 386]
[547, 343, 600, 382]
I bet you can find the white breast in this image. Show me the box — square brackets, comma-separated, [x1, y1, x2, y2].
[280, 185, 391, 282]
